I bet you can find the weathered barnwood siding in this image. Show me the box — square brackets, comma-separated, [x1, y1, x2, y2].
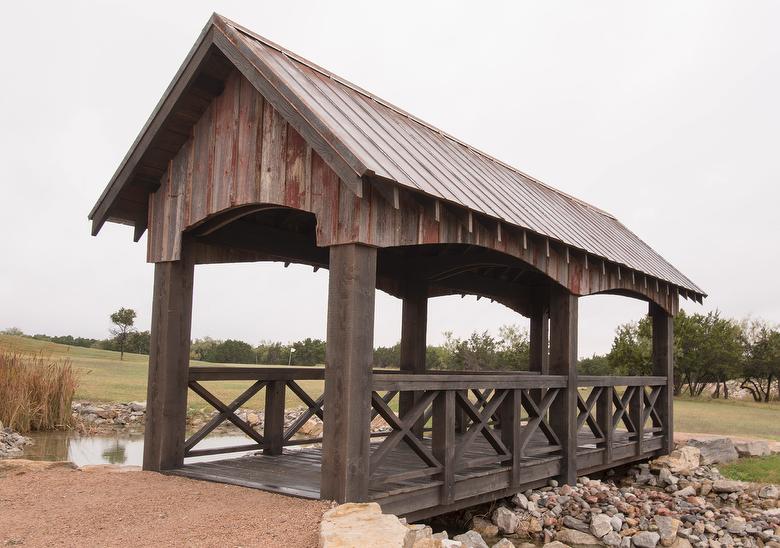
[147, 68, 678, 313]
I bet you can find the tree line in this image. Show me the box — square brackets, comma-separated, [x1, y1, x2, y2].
[4, 307, 779, 402]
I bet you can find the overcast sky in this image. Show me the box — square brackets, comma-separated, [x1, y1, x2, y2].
[1, 1, 778, 357]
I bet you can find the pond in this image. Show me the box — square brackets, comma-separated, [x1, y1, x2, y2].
[21, 430, 263, 467]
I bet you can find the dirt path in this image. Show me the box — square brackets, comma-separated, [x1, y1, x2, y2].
[0, 460, 331, 547]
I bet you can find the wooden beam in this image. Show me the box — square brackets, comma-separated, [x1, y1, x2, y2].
[263, 380, 286, 455]
[548, 287, 578, 485]
[321, 243, 377, 502]
[399, 281, 428, 437]
[529, 293, 550, 405]
[143, 248, 195, 471]
[650, 302, 674, 454]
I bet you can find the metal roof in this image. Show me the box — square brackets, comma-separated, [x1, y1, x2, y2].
[223, 18, 704, 297]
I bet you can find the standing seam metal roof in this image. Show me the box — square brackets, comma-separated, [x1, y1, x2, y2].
[224, 18, 704, 296]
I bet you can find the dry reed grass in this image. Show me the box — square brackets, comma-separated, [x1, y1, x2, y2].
[0, 348, 79, 432]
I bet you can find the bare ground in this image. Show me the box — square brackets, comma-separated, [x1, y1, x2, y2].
[0, 460, 331, 547]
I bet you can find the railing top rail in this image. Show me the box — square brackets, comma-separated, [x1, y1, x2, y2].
[189, 366, 325, 381]
[372, 373, 567, 391]
[577, 375, 667, 387]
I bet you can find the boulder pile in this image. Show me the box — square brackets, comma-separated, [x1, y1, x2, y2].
[0, 422, 32, 458]
[441, 439, 780, 548]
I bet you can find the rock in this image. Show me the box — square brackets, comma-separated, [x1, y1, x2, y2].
[712, 480, 746, 494]
[611, 516, 624, 532]
[414, 540, 462, 548]
[128, 401, 146, 412]
[759, 485, 780, 499]
[655, 517, 681, 546]
[513, 492, 530, 510]
[652, 446, 701, 475]
[452, 530, 489, 548]
[632, 531, 661, 548]
[544, 543, 571, 548]
[556, 528, 603, 548]
[471, 517, 499, 538]
[673, 486, 697, 497]
[490, 540, 515, 548]
[734, 440, 771, 458]
[603, 532, 623, 547]
[668, 539, 692, 548]
[492, 506, 519, 534]
[687, 438, 739, 465]
[591, 514, 614, 538]
[562, 516, 591, 533]
[246, 412, 261, 427]
[726, 517, 747, 535]
[319, 502, 411, 548]
[405, 524, 433, 547]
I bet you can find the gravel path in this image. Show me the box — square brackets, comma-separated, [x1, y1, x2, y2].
[0, 460, 331, 547]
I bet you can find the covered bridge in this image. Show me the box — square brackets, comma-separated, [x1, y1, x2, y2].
[90, 14, 705, 519]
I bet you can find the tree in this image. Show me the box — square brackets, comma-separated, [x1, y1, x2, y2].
[110, 308, 137, 361]
[1, 327, 24, 336]
[291, 338, 326, 366]
[741, 321, 780, 402]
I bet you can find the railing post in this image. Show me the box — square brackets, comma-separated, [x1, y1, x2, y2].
[499, 388, 522, 488]
[629, 386, 644, 455]
[596, 385, 613, 465]
[650, 302, 674, 454]
[143, 248, 195, 472]
[321, 243, 376, 503]
[432, 390, 455, 505]
[455, 390, 468, 434]
[263, 380, 286, 455]
[549, 287, 578, 485]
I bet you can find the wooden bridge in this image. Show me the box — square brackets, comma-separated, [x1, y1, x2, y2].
[89, 14, 704, 519]
[169, 367, 670, 519]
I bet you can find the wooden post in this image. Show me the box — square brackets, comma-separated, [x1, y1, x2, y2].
[432, 390, 455, 505]
[529, 295, 550, 405]
[629, 385, 644, 455]
[650, 302, 674, 454]
[321, 243, 376, 503]
[143, 253, 195, 472]
[596, 386, 613, 465]
[549, 287, 578, 485]
[399, 281, 427, 437]
[263, 380, 286, 455]
[499, 388, 522, 488]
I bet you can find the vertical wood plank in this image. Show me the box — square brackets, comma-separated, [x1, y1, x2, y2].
[651, 302, 674, 454]
[190, 102, 215, 224]
[399, 281, 428, 437]
[549, 287, 578, 485]
[499, 388, 522, 488]
[211, 71, 240, 213]
[284, 126, 309, 209]
[432, 390, 455, 505]
[321, 243, 376, 503]
[629, 386, 644, 455]
[235, 76, 261, 204]
[596, 386, 613, 465]
[259, 103, 287, 204]
[143, 245, 195, 472]
[263, 380, 286, 455]
[529, 295, 550, 405]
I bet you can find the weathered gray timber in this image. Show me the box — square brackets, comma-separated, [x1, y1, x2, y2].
[90, 13, 703, 520]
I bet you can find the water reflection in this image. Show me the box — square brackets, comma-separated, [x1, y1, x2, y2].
[22, 431, 261, 467]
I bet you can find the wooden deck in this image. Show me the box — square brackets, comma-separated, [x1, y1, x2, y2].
[169, 428, 663, 519]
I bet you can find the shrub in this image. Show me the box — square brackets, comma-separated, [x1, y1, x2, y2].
[0, 348, 79, 432]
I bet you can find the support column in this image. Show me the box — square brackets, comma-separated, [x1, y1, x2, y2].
[650, 302, 674, 455]
[143, 253, 195, 472]
[321, 243, 377, 502]
[549, 287, 578, 485]
[529, 294, 550, 405]
[399, 281, 428, 437]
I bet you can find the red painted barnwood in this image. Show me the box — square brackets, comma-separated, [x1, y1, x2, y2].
[236, 76, 262, 205]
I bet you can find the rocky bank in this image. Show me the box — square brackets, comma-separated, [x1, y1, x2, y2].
[0, 423, 32, 458]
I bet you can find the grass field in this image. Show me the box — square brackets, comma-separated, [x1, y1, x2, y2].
[2, 334, 779, 441]
[721, 455, 780, 483]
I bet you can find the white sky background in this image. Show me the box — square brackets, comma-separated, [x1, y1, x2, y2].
[0, 1, 778, 357]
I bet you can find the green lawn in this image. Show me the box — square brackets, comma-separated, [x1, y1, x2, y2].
[721, 455, 780, 483]
[0, 335, 323, 412]
[3, 335, 780, 441]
